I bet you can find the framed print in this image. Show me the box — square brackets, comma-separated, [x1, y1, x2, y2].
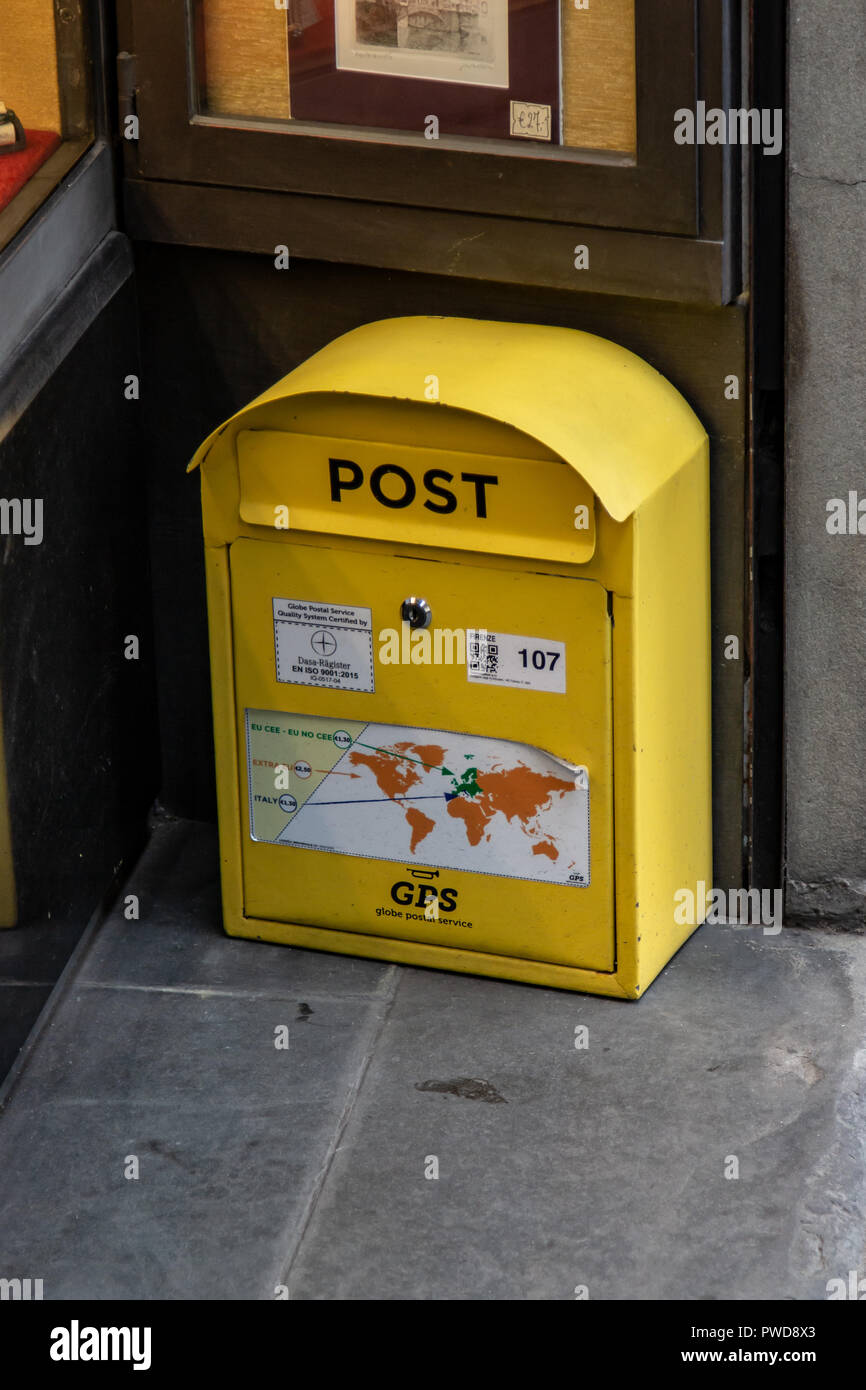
[335, 0, 509, 88]
[288, 0, 560, 144]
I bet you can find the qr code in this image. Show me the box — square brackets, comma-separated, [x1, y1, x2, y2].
[469, 631, 499, 676]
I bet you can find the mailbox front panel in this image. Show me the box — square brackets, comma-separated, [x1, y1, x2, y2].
[229, 536, 615, 973]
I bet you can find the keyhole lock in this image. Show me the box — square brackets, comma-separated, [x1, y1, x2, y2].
[401, 596, 432, 631]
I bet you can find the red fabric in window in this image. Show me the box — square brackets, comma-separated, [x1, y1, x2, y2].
[0, 130, 62, 212]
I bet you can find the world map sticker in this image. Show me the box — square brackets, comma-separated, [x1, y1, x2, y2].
[245, 710, 590, 887]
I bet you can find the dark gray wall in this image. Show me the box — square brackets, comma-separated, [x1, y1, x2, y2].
[786, 1, 866, 924]
[0, 261, 158, 925]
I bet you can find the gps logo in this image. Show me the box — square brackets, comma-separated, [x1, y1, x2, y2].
[390, 881, 458, 912]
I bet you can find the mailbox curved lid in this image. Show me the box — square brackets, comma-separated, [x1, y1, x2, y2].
[188, 317, 707, 523]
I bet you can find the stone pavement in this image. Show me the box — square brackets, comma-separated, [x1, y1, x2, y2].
[0, 819, 864, 1300]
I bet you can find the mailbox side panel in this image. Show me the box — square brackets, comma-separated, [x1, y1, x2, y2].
[627, 453, 713, 993]
[610, 590, 639, 996]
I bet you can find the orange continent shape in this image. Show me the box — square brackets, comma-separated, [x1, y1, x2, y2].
[405, 806, 436, 853]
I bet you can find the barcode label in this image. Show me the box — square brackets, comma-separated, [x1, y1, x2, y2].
[468, 630, 500, 677]
[466, 629, 566, 694]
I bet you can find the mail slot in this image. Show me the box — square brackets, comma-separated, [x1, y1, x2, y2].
[189, 317, 711, 998]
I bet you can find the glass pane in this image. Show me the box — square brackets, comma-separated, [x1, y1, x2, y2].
[192, 0, 636, 157]
[0, 0, 94, 244]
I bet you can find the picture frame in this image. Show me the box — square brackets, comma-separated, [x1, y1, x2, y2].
[335, 0, 509, 88]
[288, 0, 560, 144]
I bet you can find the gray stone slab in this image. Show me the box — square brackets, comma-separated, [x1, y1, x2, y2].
[786, 174, 866, 909]
[77, 818, 394, 998]
[789, 1, 866, 184]
[786, 2, 866, 915]
[0, 1103, 328, 1301]
[0, 980, 394, 1298]
[285, 925, 866, 1300]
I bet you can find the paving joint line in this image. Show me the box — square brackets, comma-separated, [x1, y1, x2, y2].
[276, 963, 402, 1295]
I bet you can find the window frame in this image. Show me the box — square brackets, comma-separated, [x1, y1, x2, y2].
[124, 0, 740, 304]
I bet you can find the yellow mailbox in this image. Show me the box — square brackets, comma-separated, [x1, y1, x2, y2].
[189, 317, 711, 998]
